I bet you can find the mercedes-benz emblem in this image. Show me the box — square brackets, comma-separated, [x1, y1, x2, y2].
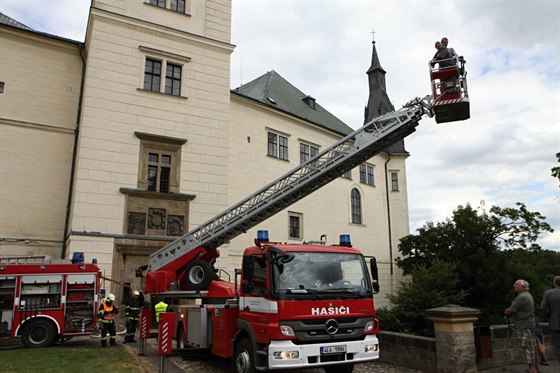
[325, 319, 338, 335]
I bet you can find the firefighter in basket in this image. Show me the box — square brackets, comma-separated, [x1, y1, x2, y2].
[124, 290, 143, 343]
[98, 293, 119, 347]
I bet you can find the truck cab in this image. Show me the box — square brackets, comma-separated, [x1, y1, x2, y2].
[233, 233, 380, 373]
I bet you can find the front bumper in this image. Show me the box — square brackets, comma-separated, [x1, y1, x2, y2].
[267, 334, 379, 370]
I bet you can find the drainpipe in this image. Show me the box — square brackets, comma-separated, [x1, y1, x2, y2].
[61, 43, 87, 259]
[384, 153, 393, 275]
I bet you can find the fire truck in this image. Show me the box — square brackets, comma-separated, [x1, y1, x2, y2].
[143, 60, 469, 373]
[0, 254, 101, 347]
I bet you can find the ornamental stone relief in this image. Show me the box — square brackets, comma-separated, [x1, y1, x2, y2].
[148, 208, 166, 230]
[127, 212, 146, 235]
[167, 215, 184, 236]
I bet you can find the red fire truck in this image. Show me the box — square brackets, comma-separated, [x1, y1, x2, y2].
[0, 255, 101, 347]
[143, 66, 470, 373]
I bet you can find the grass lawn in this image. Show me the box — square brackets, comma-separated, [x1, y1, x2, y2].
[0, 337, 144, 373]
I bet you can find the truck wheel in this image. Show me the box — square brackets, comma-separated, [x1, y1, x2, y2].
[324, 364, 354, 373]
[233, 338, 255, 373]
[22, 319, 58, 348]
[184, 259, 214, 290]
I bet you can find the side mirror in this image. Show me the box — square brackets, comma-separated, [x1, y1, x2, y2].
[369, 258, 380, 293]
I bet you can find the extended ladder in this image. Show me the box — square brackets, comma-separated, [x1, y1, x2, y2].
[148, 96, 433, 272]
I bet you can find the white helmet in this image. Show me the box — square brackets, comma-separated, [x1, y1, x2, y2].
[133, 290, 140, 296]
[107, 293, 115, 301]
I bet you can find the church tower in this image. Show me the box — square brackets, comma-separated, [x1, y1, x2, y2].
[363, 38, 410, 283]
[364, 40, 394, 122]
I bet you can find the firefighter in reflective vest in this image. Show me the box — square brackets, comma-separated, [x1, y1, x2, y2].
[98, 293, 119, 347]
[124, 290, 143, 343]
[154, 299, 168, 323]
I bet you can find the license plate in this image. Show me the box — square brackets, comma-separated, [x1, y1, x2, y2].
[320, 345, 347, 355]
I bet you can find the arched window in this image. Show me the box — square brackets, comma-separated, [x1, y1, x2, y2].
[351, 188, 362, 224]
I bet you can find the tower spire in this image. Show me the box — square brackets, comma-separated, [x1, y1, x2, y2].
[364, 36, 392, 123]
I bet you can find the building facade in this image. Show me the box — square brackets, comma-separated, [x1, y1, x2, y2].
[0, 0, 408, 305]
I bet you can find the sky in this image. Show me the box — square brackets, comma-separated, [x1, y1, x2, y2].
[1, 0, 558, 251]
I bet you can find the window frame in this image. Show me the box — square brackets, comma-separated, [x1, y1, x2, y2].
[144, 58, 162, 92]
[146, 0, 191, 14]
[359, 163, 375, 186]
[139, 46, 191, 98]
[267, 131, 289, 161]
[149, 0, 166, 8]
[391, 171, 399, 192]
[165, 62, 182, 96]
[351, 188, 362, 225]
[288, 212, 303, 240]
[299, 142, 319, 164]
[170, 0, 186, 13]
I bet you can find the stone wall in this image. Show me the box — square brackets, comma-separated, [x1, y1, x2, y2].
[476, 323, 555, 371]
[378, 331, 437, 373]
[379, 323, 555, 372]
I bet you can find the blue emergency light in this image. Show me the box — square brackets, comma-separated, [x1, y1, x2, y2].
[256, 230, 269, 243]
[339, 234, 352, 247]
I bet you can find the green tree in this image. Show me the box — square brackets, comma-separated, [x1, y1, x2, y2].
[378, 260, 466, 337]
[552, 152, 560, 185]
[396, 202, 553, 325]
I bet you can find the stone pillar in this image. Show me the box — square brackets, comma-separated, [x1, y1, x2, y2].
[426, 304, 481, 373]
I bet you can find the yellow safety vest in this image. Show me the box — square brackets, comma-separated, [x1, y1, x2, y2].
[155, 301, 168, 322]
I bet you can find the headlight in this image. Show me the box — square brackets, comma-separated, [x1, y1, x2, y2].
[365, 344, 378, 353]
[279, 324, 295, 336]
[364, 320, 374, 332]
[273, 351, 299, 360]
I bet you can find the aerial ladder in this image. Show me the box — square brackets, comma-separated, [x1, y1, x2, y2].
[145, 92, 455, 293]
[145, 57, 469, 293]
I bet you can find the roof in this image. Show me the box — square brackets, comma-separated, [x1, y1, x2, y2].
[232, 70, 354, 137]
[0, 12, 81, 45]
[0, 12, 34, 31]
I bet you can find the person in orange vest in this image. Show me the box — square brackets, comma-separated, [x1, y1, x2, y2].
[98, 293, 119, 347]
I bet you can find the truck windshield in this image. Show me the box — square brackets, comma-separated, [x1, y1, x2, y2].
[272, 252, 372, 298]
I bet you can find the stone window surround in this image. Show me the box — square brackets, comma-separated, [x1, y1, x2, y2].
[135, 131, 186, 193]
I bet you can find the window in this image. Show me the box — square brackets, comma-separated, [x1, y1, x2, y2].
[147, 153, 171, 193]
[360, 164, 374, 186]
[165, 63, 181, 96]
[136, 132, 186, 193]
[300, 143, 319, 164]
[268, 132, 289, 160]
[288, 213, 302, 239]
[141, 50, 187, 97]
[170, 0, 185, 12]
[391, 172, 399, 191]
[351, 188, 362, 224]
[150, 0, 166, 7]
[242, 255, 268, 297]
[0, 82, 4, 93]
[144, 58, 162, 92]
[341, 170, 352, 179]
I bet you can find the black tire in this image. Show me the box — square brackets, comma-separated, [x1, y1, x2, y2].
[184, 259, 214, 290]
[21, 319, 58, 348]
[233, 338, 255, 373]
[324, 364, 354, 373]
